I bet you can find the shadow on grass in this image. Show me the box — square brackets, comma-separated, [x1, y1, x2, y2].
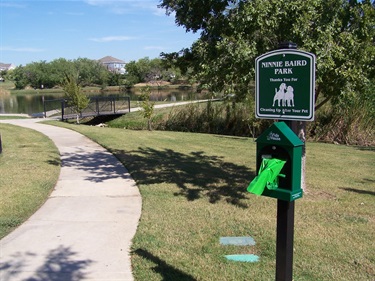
[355, 146, 375, 152]
[60, 148, 132, 183]
[340, 187, 375, 196]
[113, 147, 255, 208]
[134, 249, 196, 281]
[47, 157, 61, 166]
[0, 246, 92, 281]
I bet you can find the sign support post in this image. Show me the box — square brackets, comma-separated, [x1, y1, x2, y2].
[253, 42, 316, 281]
[276, 193, 295, 281]
[276, 43, 297, 281]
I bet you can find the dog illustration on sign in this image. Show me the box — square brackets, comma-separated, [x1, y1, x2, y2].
[285, 86, 294, 106]
[273, 83, 294, 107]
[273, 83, 286, 107]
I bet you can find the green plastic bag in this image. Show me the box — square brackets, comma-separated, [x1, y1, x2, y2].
[247, 158, 286, 195]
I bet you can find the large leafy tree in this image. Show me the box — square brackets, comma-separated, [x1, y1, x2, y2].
[160, 0, 375, 189]
[73, 58, 109, 87]
[160, 0, 375, 108]
[125, 57, 178, 85]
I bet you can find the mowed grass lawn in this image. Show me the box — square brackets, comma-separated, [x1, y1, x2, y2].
[45, 121, 374, 281]
[0, 123, 60, 239]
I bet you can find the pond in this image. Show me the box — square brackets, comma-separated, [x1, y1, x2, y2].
[0, 87, 208, 115]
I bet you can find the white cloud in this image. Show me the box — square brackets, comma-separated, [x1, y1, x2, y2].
[83, 0, 164, 16]
[89, 36, 135, 42]
[130, 2, 165, 16]
[84, 0, 130, 14]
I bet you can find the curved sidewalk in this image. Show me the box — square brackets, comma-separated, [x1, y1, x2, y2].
[0, 119, 142, 281]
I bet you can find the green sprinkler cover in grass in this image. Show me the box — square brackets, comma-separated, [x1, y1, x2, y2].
[225, 254, 259, 262]
[247, 158, 286, 195]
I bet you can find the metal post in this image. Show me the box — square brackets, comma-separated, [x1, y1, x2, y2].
[0, 133, 2, 154]
[61, 99, 65, 121]
[42, 96, 46, 118]
[275, 42, 298, 281]
[275, 119, 297, 281]
[96, 97, 99, 115]
[276, 200, 295, 281]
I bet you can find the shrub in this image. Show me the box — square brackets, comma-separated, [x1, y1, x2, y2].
[308, 84, 375, 146]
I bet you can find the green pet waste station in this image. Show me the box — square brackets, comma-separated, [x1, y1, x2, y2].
[250, 45, 315, 281]
[248, 122, 304, 201]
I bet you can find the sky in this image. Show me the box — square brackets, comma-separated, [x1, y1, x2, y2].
[0, 0, 200, 66]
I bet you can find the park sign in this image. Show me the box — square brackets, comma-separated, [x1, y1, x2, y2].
[255, 49, 316, 121]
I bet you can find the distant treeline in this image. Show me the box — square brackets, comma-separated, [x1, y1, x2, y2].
[1, 57, 182, 90]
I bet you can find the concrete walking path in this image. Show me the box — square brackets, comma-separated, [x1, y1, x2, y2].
[0, 118, 142, 281]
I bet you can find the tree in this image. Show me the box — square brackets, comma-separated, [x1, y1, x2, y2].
[10, 58, 111, 89]
[12, 66, 29, 89]
[139, 87, 155, 131]
[63, 74, 89, 124]
[50, 58, 75, 85]
[125, 57, 158, 84]
[159, 0, 375, 107]
[123, 60, 141, 86]
[124, 57, 177, 86]
[160, 0, 375, 192]
[73, 58, 109, 87]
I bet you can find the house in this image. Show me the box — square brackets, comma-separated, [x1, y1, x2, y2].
[98, 56, 126, 74]
[0, 63, 16, 72]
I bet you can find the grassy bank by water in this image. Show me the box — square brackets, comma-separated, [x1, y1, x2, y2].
[0, 123, 60, 239]
[46, 121, 374, 281]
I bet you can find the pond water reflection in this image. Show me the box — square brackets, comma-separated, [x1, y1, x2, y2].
[0, 87, 208, 114]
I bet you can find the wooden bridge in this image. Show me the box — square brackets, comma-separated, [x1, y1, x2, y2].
[43, 96, 131, 120]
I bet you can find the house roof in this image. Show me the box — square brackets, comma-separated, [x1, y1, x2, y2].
[98, 56, 126, 64]
[0, 63, 14, 70]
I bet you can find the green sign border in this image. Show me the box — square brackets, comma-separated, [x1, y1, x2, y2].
[255, 49, 316, 121]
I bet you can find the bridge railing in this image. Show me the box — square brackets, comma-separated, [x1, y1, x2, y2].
[43, 97, 64, 118]
[43, 96, 130, 120]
